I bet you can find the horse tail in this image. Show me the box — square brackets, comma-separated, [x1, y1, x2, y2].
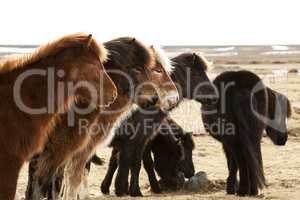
[232, 90, 266, 189]
[239, 131, 266, 189]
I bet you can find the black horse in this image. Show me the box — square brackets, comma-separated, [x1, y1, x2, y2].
[201, 70, 291, 196]
[100, 112, 195, 196]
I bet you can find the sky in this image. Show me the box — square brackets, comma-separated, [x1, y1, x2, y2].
[1, 0, 300, 45]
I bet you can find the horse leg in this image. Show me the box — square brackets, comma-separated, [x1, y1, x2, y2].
[143, 145, 161, 193]
[115, 149, 131, 196]
[235, 144, 251, 196]
[249, 141, 264, 196]
[101, 148, 119, 194]
[223, 145, 238, 195]
[0, 156, 23, 200]
[129, 151, 143, 197]
[61, 155, 88, 200]
[25, 156, 39, 200]
[52, 168, 64, 199]
[31, 153, 67, 200]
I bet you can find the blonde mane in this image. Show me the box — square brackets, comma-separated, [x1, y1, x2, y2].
[0, 33, 108, 75]
[151, 45, 174, 73]
[198, 53, 212, 71]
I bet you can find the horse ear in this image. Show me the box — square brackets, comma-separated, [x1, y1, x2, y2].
[192, 53, 199, 67]
[86, 34, 93, 48]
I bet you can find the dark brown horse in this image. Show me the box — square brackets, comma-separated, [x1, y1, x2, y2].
[59, 45, 180, 200]
[26, 40, 179, 199]
[201, 70, 291, 196]
[0, 33, 117, 200]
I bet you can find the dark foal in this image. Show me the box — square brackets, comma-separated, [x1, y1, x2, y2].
[201, 70, 291, 196]
[102, 107, 168, 196]
[143, 126, 195, 191]
[100, 113, 195, 196]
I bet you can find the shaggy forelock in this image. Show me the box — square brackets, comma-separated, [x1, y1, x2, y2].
[104, 37, 154, 70]
[151, 45, 174, 73]
[171, 53, 211, 72]
[197, 54, 212, 71]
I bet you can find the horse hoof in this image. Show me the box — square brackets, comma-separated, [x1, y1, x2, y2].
[237, 189, 249, 196]
[250, 189, 259, 196]
[115, 188, 128, 197]
[226, 189, 236, 195]
[151, 185, 162, 194]
[129, 190, 143, 197]
[100, 183, 110, 194]
[129, 186, 143, 197]
[226, 186, 236, 195]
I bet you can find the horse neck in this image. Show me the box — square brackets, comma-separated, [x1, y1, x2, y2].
[2, 59, 73, 113]
[171, 67, 188, 102]
[83, 95, 136, 151]
[99, 95, 135, 131]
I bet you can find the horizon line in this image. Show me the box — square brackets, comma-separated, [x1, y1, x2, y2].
[1, 44, 300, 48]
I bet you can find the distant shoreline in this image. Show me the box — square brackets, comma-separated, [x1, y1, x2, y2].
[0, 44, 38, 48]
[2, 45, 300, 64]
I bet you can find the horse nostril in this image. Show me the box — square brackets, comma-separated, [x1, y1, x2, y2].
[277, 135, 288, 146]
[113, 91, 117, 100]
[151, 95, 159, 105]
[109, 91, 117, 103]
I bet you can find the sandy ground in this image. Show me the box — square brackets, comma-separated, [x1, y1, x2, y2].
[16, 64, 300, 200]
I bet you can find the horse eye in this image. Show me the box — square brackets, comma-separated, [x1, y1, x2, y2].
[132, 68, 142, 74]
[153, 67, 163, 73]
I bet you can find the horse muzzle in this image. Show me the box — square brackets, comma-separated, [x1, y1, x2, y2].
[160, 91, 180, 111]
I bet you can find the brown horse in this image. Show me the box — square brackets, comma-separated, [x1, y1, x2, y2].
[26, 40, 179, 199]
[0, 33, 117, 200]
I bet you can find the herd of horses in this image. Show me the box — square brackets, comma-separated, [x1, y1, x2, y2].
[0, 33, 291, 200]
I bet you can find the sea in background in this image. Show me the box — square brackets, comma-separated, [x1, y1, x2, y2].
[1, 44, 300, 64]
